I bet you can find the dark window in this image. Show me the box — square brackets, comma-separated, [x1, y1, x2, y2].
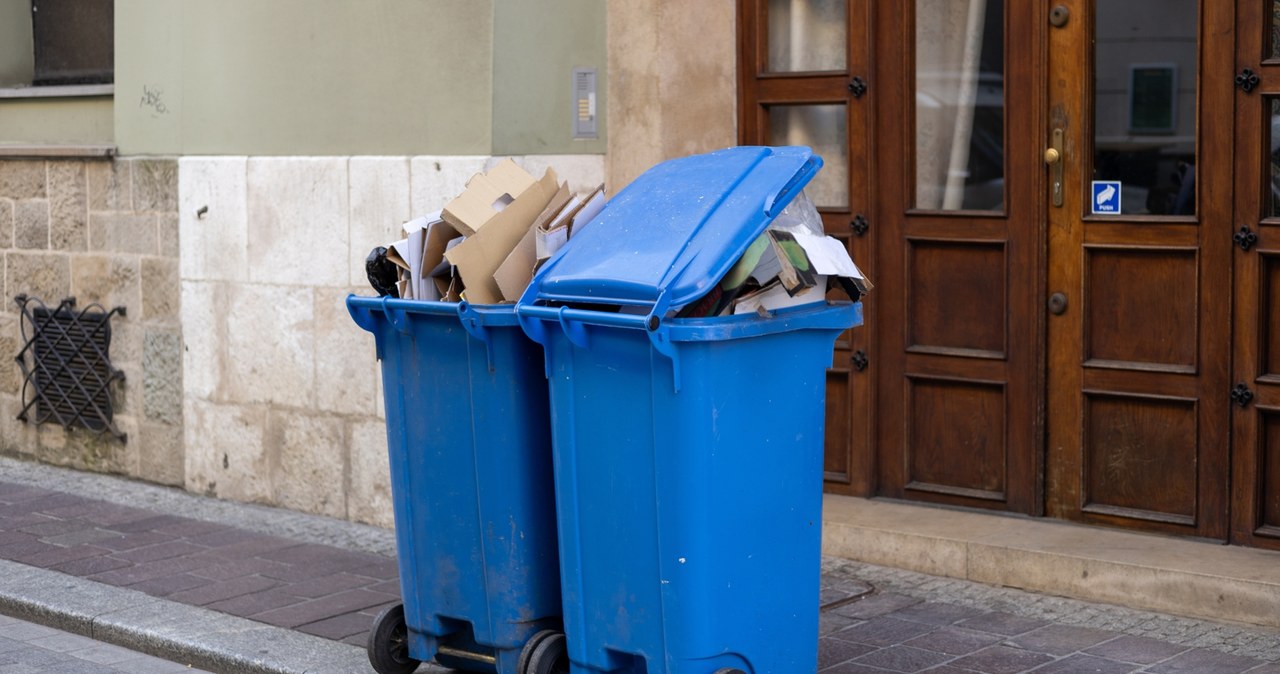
[31, 0, 114, 86]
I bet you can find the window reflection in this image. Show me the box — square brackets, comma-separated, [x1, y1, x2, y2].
[1093, 1, 1197, 216]
[914, 0, 1005, 211]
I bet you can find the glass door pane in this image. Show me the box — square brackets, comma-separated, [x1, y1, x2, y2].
[914, 0, 1006, 211]
[1092, 1, 1197, 216]
[767, 104, 849, 208]
[767, 0, 847, 72]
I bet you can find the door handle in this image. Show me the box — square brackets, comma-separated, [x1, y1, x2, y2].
[1046, 128, 1064, 207]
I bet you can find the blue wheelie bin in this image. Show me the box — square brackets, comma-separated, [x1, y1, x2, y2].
[347, 298, 564, 674]
[516, 146, 862, 674]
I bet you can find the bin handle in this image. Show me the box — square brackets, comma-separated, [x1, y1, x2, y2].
[457, 302, 496, 372]
[557, 307, 590, 350]
[346, 295, 385, 361]
[380, 296, 412, 335]
[645, 289, 682, 393]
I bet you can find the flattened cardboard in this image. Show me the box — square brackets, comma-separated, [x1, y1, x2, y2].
[494, 226, 537, 302]
[445, 168, 560, 304]
[441, 159, 538, 236]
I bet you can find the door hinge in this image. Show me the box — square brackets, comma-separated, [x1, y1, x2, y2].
[848, 77, 867, 99]
[851, 214, 869, 236]
[1231, 383, 1254, 408]
[852, 350, 869, 371]
[1236, 68, 1260, 93]
[1234, 225, 1258, 251]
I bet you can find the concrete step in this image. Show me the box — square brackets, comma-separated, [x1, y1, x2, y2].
[822, 495, 1280, 630]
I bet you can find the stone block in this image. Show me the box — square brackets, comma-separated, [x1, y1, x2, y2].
[0, 394, 38, 455]
[143, 330, 183, 425]
[315, 287, 377, 416]
[409, 156, 488, 216]
[87, 159, 133, 211]
[5, 251, 71, 305]
[0, 198, 13, 248]
[108, 317, 145, 369]
[0, 313, 19, 396]
[158, 212, 179, 258]
[489, 155, 606, 196]
[140, 257, 180, 322]
[0, 160, 46, 199]
[138, 421, 185, 486]
[48, 161, 88, 252]
[224, 283, 314, 408]
[132, 158, 178, 212]
[89, 212, 158, 255]
[179, 157, 249, 282]
[348, 157, 410, 288]
[247, 158, 348, 287]
[62, 418, 138, 476]
[184, 398, 272, 503]
[348, 419, 394, 529]
[13, 199, 49, 250]
[268, 409, 346, 518]
[180, 280, 223, 401]
[70, 255, 141, 316]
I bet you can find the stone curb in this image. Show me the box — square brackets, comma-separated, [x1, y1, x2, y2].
[0, 559, 375, 674]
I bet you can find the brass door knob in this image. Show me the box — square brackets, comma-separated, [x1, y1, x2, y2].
[1044, 148, 1061, 165]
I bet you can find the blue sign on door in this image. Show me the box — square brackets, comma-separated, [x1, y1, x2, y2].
[1092, 181, 1122, 214]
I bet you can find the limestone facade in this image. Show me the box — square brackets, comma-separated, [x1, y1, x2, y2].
[0, 157, 183, 485]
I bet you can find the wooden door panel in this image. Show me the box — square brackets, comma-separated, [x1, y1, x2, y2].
[1082, 247, 1199, 372]
[905, 376, 1007, 502]
[906, 240, 1007, 358]
[1082, 392, 1198, 526]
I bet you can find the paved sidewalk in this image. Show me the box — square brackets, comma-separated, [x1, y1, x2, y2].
[0, 613, 211, 673]
[1, 456, 1278, 673]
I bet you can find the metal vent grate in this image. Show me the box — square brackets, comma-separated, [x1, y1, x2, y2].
[13, 295, 127, 441]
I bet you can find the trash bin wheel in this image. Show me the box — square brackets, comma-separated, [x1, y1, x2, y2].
[367, 603, 421, 674]
[522, 630, 569, 674]
[517, 630, 559, 674]
[713, 670, 746, 674]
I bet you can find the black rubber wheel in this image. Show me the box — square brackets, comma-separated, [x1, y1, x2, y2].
[524, 631, 570, 674]
[713, 669, 746, 674]
[367, 603, 421, 674]
[517, 630, 559, 674]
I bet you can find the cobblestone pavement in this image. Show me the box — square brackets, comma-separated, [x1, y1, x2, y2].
[1, 456, 1278, 673]
[0, 613, 211, 673]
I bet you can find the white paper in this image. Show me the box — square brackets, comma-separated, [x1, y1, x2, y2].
[792, 232, 862, 279]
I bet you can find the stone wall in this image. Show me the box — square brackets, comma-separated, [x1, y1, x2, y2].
[0, 157, 183, 485]
[179, 155, 604, 528]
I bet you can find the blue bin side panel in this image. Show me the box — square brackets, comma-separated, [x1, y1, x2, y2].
[370, 308, 561, 662]
[545, 321, 838, 674]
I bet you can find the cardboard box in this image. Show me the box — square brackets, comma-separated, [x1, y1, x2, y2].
[441, 159, 538, 236]
[445, 167, 560, 304]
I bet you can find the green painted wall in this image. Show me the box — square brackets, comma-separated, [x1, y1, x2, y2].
[0, 97, 113, 144]
[0, 0, 33, 87]
[492, 0, 606, 155]
[115, 0, 495, 155]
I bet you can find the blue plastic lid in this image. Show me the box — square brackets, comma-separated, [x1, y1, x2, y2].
[520, 146, 822, 313]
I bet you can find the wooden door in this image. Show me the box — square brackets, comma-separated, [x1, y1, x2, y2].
[872, 0, 1046, 514]
[1045, 0, 1233, 539]
[1230, 0, 1280, 550]
[738, 0, 875, 495]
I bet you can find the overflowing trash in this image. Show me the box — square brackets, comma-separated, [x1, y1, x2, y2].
[364, 153, 870, 311]
[366, 159, 604, 304]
